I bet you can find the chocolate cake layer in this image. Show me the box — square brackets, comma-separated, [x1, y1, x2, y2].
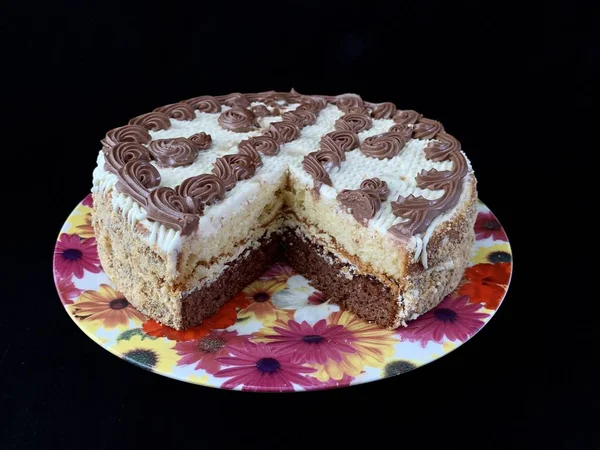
[281, 230, 400, 328]
[180, 236, 281, 328]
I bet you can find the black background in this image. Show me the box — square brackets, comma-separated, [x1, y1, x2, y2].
[1, 1, 594, 449]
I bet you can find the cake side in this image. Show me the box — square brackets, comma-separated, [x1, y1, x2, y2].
[93, 190, 183, 326]
[93, 189, 283, 329]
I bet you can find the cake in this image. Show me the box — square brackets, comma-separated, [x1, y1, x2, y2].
[91, 90, 477, 330]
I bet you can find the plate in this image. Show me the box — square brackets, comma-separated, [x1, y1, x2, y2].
[53, 195, 512, 392]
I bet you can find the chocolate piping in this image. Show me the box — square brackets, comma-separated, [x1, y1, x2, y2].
[146, 187, 199, 235]
[334, 113, 373, 133]
[154, 103, 196, 121]
[361, 132, 407, 160]
[105, 142, 151, 174]
[128, 112, 171, 131]
[389, 129, 468, 239]
[336, 178, 389, 225]
[185, 96, 222, 113]
[218, 107, 256, 132]
[147, 138, 199, 168]
[101, 125, 151, 152]
[211, 154, 256, 191]
[188, 132, 213, 150]
[115, 160, 161, 206]
[175, 174, 226, 212]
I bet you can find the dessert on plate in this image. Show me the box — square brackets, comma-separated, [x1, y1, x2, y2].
[92, 90, 477, 330]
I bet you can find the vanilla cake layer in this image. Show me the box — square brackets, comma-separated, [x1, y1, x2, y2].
[91, 90, 477, 329]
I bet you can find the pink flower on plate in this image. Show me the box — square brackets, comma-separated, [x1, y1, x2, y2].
[54, 233, 102, 279]
[259, 319, 356, 365]
[396, 295, 489, 348]
[173, 330, 244, 374]
[307, 291, 326, 305]
[81, 194, 94, 208]
[55, 276, 82, 305]
[474, 210, 507, 241]
[214, 341, 316, 392]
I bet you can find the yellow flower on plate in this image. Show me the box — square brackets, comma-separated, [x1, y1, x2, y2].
[471, 242, 512, 265]
[112, 335, 178, 374]
[442, 341, 457, 352]
[237, 279, 288, 324]
[310, 310, 397, 382]
[65, 204, 93, 236]
[70, 284, 147, 330]
[74, 212, 94, 238]
[188, 374, 210, 385]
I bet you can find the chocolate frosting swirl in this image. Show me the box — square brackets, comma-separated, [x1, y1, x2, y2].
[334, 113, 373, 133]
[239, 136, 280, 157]
[302, 152, 332, 188]
[154, 102, 196, 121]
[361, 132, 406, 159]
[324, 131, 360, 152]
[337, 189, 380, 224]
[251, 105, 273, 118]
[264, 121, 300, 143]
[389, 130, 468, 239]
[115, 160, 161, 206]
[391, 163, 466, 238]
[394, 110, 422, 125]
[218, 107, 256, 132]
[188, 132, 212, 150]
[185, 96, 222, 113]
[388, 123, 413, 140]
[389, 195, 438, 237]
[128, 112, 171, 131]
[297, 97, 327, 113]
[236, 143, 262, 166]
[424, 132, 460, 161]
[175, 174, 226, 212]
[313, 148, 342, 170]
[346, 105, 370, 114]
[319, 135, 347, 161]
[413, 118, 444, 139]
[282, 110, 317, 127]
[216, 93, 250, 108]
[147, 138, 199, 167]
[335, 93, 364, 112]
[105, 142, 151, 174]
[101, 125, 151, 151]
[371, 102, 397, 119]
[146, 187, 199, 235]
[211, 154, 256, 190]
[360, 178, 389, 201]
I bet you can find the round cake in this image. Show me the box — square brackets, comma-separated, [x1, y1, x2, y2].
[91, 90, 477, 330]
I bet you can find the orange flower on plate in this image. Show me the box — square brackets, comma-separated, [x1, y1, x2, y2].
[142, 293, 251, 341]
[458, 262, 511, 310]
[71, 284, 146, 328]
[237, 279, 287, 321]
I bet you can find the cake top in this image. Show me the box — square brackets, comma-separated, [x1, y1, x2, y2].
[93, 89, 472, 251]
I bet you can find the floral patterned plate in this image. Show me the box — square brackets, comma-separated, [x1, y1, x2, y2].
[53, 195, 512, 392]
